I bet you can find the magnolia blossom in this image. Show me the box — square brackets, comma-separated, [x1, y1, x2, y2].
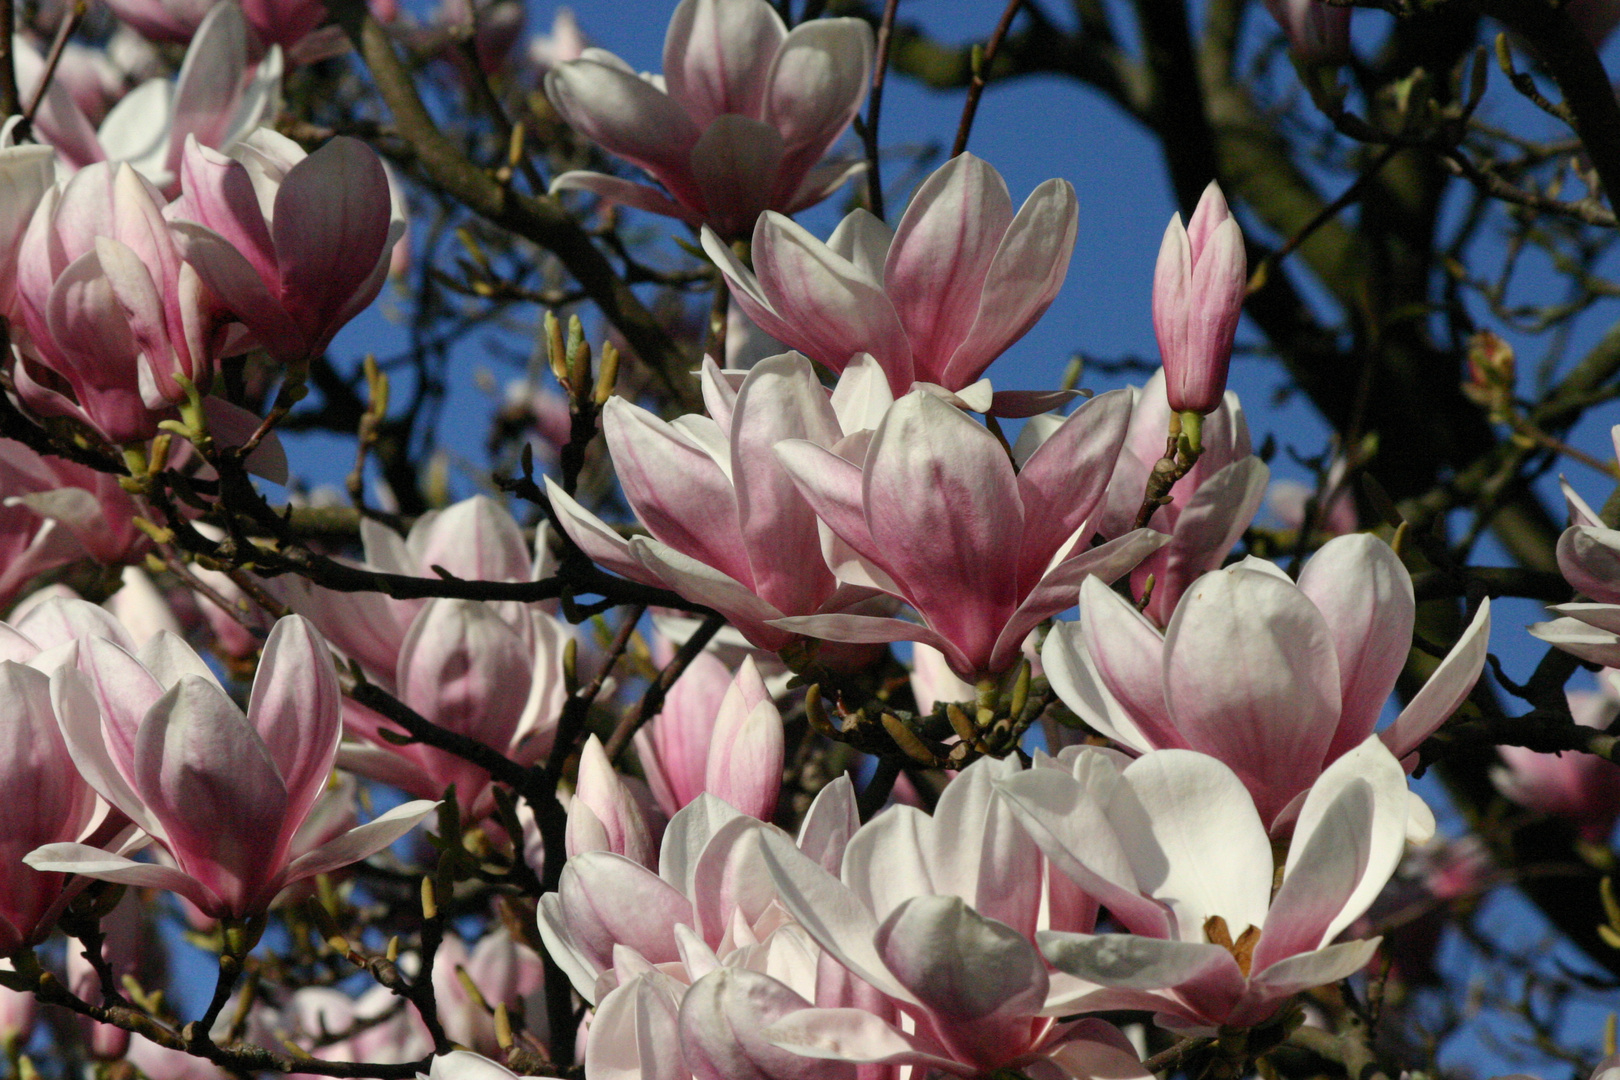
[106, 0, 333, 51]
[1262, 0, 1351, 63]
[1530, 433, 1620, 666]
[1091, 370, 1268, 626]
[170, 130, 406, 364]
[0, 659, 104, 952]
[635, 654, 784, 820]
[549, 352, 897, 653]
[26, 616, 438, 917]
[567, 734, 659, 867]
[1493, 671, 1620, 842]
[0, 119, 56, 317]
[1044, 534, 1490, 829]
[21, 3, 282, 191]
[432, 928, 547, 1054]
[998, 738, 1424, 1030]
[705, 152, 1078, 402]
[278, 496, 569, 820]
[538, 780, 858, 1004]
[12, 160, 229, 444]
[772, 387, 1166, 679]
[751, 756, 1112, 1075]
[545, 0, 873, 238]
[1152, 182, 1246, 416]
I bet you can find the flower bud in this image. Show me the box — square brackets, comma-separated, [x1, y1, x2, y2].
[1152, 181, 1246, 416]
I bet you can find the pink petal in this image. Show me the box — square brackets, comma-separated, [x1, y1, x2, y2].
[279, 799, 438, 885]
[1015, 387, 1134, 586]
[1161, 566, 1342, 823]
[550, 170, 696, 223]
[1382, 600, 1491, 759]
[882, 153, 1014, 381]
[544, 59, 702, 204]
[247, 616, 342, 854]
[940, 177, 1077, 390]
[1296, 534, 1414, 760]
[761, 17, 874, 205]
[661, 0, 786, 128]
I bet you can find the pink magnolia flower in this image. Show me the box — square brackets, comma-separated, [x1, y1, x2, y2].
[12, 160, 229, 444]
[1262, 0, 1351, 63]
[273, 498, 568, 821]
[169, 130, 406, 364]
[1091, 370, 1268, 626]
[1043, 534, 1491, 829]
[1530, 433, 1620, 666]
[0, 441, 149, 571]
[537, 779, 858, 1005]
[997, 737, 1422, 1030]
[0, 658, 104, 952]
[1153, 182, 1246, 416]
[771, 387, 1167, 679]
[0, 968, 34, 1053]
[548, 352, 897, 653]
[1493, 671, 1620, 842]
[20, 3, 282, 191]
[544, 0, 873, 239]
[421, 1051, 547, 1080]
[635, 654, 784, 820]
[106, 0, 332, 51]
[432, 928, 547, 1054]
[282, 983, 432, 1063]
[567, 733, 658, 867]
[704, 153, 1078, 401]
[0, 119, 56, 318]
[26, 616, 438, 917]
[751, 756, 1110, 1075]
[527, 7, 586, 74]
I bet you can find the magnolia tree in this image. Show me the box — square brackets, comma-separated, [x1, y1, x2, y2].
[0, 0, 1619, 1077]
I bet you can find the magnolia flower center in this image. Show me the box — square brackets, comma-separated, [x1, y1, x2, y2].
[1204, 915, 1261, 976]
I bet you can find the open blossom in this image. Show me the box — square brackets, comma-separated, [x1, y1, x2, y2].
[750, 755, 1117, 1075]
[26, 616, 438, 917]
[1091, 370, 1268, 626]
[771, 387, 1166, 679]
[1044, 534, 1490, 829]
[1152, 182, 1246, 416]
[169, 130, 406, 364]
[0, 660, 105, 953]
[548, 352, 897, 654]
[1493, 670, 1620, 843]
[277, 496, 569, 820]
[21, 3, 282, 191]
[998, 737, 1423, 1030]
[12, 159, 230, 444]
[705, 152, 1079, 401]
[635, 654, 784, 820]
[538, 780, 858, 1005]
[1530, 430, 1620, 666]
[544, 0, 873, 239]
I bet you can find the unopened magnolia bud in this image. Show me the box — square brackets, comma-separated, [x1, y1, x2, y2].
[1153, 182, 1246, 416]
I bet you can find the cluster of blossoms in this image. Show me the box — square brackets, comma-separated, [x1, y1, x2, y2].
[0, 0, 1614, 1077]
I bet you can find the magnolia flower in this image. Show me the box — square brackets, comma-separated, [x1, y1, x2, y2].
[537, 779, 858, 1004]
[1044, 535, 1490, 829]
[12, 159, 229, 443]
[272, 496, 567, 820]
[998, 738, 1424, 1030]
[431, 928, 547, 1054]
[1153, 182, 1246, 416]
[0, 659, 104, 952]
[420, 1051, 546, 1080]
[169, 130, 405, 364]
[27, 616, 438, 917]
[1262, 0, 1351, 63]
[107, 0, 332, 51]
[704, 152, 1078, 402]
[548, 352, 898, 653]
[0, 117, 56, 318]
[750, 756, 1112, 1075]
[545, 0, 873, 239]
[1530, 432, 1620, 666]
[567, 734, 658, 867]
[1091, 370, 1267, 626]
[635, 654, 784, 820]
[21, 3, 282, 191]
[1493, 671, 1620, 843]
[772, 387, 1167, 679]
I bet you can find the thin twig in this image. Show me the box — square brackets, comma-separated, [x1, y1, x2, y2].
[862, 0, 901, 220]
[23, 2, 85, 128]
[951, 0, 1024, 158]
